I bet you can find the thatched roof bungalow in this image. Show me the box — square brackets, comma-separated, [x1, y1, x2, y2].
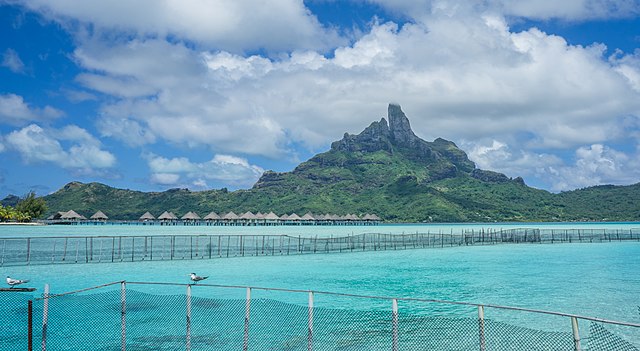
[158, 211, 178, 221]
[203, 212, 220, 221]
[139, 211, 155, 221]
[90, 211, 108, 221]
[181, 211, 201, 220]
[301, 212, 315, 221]
[61, 210, 86, 220]
[264, 212, 280, 224]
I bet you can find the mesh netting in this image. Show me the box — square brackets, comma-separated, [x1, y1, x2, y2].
[587, 322, 640, 351]
[3, 285, 640, 351]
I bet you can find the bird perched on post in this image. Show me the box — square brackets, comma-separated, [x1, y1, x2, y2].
[190, 273, 208, 284]
[6, 276, 30, 288]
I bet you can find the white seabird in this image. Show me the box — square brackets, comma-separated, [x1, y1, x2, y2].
[190, 273, 208, 283]
[6, 276, 30, 288]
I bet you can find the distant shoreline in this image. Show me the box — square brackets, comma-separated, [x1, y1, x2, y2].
[0, 222, 46, 226]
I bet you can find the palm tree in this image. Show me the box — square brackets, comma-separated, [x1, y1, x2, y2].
[0, 205, 9, 222]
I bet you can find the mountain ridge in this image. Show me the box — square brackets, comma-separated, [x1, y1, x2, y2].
[38, 104, 640, 222]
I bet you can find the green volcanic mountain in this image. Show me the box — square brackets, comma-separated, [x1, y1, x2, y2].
[41, 104, 640, 222]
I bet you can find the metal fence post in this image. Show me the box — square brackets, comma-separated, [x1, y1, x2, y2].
[571, 317, 581, 351]
[392, 299, 398, 351]
[478, 305, 486, 351]
[244, 288, 251, 351]
[41, 284, 49, 351]
[308, 291, 314, 351]
[28, 300, 33, 351]
[121, 282, 126, 351]
[186, 284, 192, 351]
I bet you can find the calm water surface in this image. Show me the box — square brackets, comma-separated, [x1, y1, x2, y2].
[1, 221, 639, 237]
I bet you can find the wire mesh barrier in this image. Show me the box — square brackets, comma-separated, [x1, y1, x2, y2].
[2, 228, 639, 267]
[3, 281, 639, 350]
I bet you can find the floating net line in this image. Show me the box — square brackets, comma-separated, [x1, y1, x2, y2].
[2, 228, 639, 267]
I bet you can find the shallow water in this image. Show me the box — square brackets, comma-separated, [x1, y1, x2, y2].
[2, 224, 639, 349]
[1, 221, 639, 238]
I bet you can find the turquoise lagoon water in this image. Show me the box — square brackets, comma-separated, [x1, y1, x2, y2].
[1, 223, 639, 319]
[1, 221, 639, 238]
[1, 223, 640, 349]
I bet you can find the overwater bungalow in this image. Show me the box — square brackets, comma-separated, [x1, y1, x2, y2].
[301, 212, 315, 224]
[139, 211, 155, 222]
[55, 210, 87, 224]
[203, 212, 220, 225]
[47, 211, 67, 220]
[181, 211, 201, 225]
[222, 211, 239, 225]
[239, 211, 257, 226]
[264, 212, 280, 225]
[158, 211, 178, 225]
[287, 213, 302, 225]
[90, 211, 108, 224]
[63, 210, 86, 220]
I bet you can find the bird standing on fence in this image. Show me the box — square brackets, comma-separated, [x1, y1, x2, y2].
[6, 276, 30, 288]
[190, 273, 208, 284]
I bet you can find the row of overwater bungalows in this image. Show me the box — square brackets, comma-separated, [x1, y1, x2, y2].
[46, 210, 381, 226]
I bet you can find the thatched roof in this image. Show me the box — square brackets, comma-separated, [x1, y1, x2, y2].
[139, 211, 155, 220]
[204, 212, 220, 220]
[287, 213, 302, 220]
[223, 212, 239, 220]
[264, 212, 280, 220]
[301, 212, 315, 221]
[47, 211, 66, 220]
[90, 211, 108, 220]
[61, 210, 86, 220]
[279, 214, 289, 220]
[240, 211, 257, 220]
[158, 211, 177, 220]
[181, 211, 201, 220]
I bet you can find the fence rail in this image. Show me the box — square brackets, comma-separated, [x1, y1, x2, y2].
[4, 281, 639, 351]
[1, 228, 639, 267]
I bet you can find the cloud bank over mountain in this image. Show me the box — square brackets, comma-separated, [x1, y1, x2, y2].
[1, 0, 639, 193]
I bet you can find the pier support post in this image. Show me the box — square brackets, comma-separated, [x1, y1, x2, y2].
[478, 305, 486, 351]
[392, 299, 399, 351]
[41, 284, 49, 351]
[244, 288, 251, 351]
[186, 285, 191, 351]
[571, 317, 581, 351]
[308, 291, 314, 351]
[121, 282, 126, 351]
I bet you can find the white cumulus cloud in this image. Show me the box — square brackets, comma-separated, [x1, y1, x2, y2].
[145, 153, 264, 189]
[15, 0, 345, 53]
[3, 124, 116, 174]
[465, 139, 640, 191]
[0, 94, 64, 126]
[367, 0, 640, 21]
[9, 0, 640, 191]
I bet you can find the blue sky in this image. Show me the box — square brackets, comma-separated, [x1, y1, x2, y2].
[1, 0, 639, 198]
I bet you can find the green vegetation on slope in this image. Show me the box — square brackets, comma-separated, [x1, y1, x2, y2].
[39, 104, 640, 222]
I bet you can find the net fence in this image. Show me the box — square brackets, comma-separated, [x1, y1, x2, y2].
[2, 228, 639, 267]
[2, 281, 638, 351]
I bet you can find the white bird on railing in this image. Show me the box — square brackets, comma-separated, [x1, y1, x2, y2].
[6, 276, 30, 288]
[190, 273, 208, 283]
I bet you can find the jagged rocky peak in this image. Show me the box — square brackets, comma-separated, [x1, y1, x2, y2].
[330, 117, 392, 153]
[331, 103, 421, 152]
[388, 103, 418, 145]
